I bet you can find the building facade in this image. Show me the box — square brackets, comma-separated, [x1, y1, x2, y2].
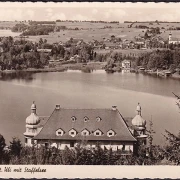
[169, 33, 180, 44]
[24, 102, 147, 152]
[122, 60, 131, 69]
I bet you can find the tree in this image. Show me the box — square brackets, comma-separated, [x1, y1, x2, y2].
[9, 137, 22, 157]
[0, 134, 6, 164]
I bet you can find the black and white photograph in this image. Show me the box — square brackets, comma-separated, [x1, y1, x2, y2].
[0, 1, 180, 178]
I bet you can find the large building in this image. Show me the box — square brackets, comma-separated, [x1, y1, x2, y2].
[24, 102, 147, 152]
[169, 33, 180, 44]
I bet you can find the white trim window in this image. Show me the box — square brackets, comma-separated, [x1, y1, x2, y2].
[96, 117, 102, 122]
[71, 116, 76, 122]
[69, 128, 77, 137]
[56, 128, 65, 136]
[94, 129, 103, 136]
[107, 130, 116, 137]
[81, 129, 90, 136]
[83, 116, 89, 122]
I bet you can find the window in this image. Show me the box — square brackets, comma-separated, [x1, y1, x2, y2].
[56, 128, 64, 136]
[69, 128, 77, 137]
[84, 116, 89, 122]
[107, 130, 116, 137]
[96, 117, 101, 122]
[45, 142, 49, 148]
[25, 138, 27, 143]
[122, 144, 125, 151]
[71, 116, 76, 122]
[70, 142, 74, 147]
[94, 129, 103, 136]
[81, 129, 90, 136]
[58, 131, 62, 135]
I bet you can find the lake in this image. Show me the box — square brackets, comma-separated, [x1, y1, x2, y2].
[0, 70, 180, 145]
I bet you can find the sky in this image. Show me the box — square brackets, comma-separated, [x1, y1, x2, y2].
[0, 2, 180, 22]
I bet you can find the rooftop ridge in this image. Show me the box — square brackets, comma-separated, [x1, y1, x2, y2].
[54, 108, 115, 110]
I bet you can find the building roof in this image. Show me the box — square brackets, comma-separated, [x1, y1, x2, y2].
[34, 108, 136, 142]
[170, 37, 180, 42]
[122, 60, 130, 63]
[37, 49, 52, 53]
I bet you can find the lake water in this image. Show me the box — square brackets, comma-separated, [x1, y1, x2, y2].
[0, 70, 180, 145]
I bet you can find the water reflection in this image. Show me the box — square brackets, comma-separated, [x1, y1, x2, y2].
[0, 71, 34, 82]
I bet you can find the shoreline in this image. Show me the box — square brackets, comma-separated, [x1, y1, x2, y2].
[1, 65, 180, 81]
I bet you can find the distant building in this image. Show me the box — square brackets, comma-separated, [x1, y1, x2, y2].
[0, 42, 3, 53]
[37, 49, 52, 53]
[122, 60, 131, 69]
[169, 33, 180, 44]
[24, 102, 147, 152]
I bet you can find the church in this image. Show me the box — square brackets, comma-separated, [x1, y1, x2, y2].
[24, 102, 147, 152]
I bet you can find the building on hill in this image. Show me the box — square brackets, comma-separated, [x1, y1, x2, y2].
[24, 102, 147, 152]
[169, 33, 180, 44]
[122, 60, 131, 69]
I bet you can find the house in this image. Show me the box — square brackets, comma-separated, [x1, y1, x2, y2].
[37, 49, 52, 53]
[122, 60, 131, 69]
[0, 42, 3, 53]
[168, 33, 180, 44]
[24, 102, 147, 152]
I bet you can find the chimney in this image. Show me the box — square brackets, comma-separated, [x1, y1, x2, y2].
[112, 106, 117, 111]
[55, 104, 60, 110]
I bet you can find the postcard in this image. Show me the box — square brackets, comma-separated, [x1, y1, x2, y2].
[0, 1, 180, 179]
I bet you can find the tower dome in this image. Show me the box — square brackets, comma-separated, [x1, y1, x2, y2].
[132, 114, 146, 127]
[132, 103, 146, 127]
[26, 102, 40, 125]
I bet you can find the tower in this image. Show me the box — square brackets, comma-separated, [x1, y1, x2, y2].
[24, 102, 40, 146]
[131, 103, 147, 145]
[169, 33, 172, 43]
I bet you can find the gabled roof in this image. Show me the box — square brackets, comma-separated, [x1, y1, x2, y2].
[34, 108, 136, 142]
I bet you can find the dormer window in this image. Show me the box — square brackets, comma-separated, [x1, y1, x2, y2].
[69, 128, 77, 137]
[56, 128, 65, 136]
[71, 116, 76, 122]
[81, 129, 90, 136]
[96, 117, 101, 122]
[107, 130, 116, 137]
[94, 129, 103, 136]
[84, 116, 89, 122]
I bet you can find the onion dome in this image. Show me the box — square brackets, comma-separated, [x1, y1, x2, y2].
[26, 102, 40, 125]
[132, 103, 146, 127]
[132, 114, 146, 127]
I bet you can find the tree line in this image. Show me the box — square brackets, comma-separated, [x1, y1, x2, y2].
[136, 49, 180, 71]
[0, 36, 95, 70]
